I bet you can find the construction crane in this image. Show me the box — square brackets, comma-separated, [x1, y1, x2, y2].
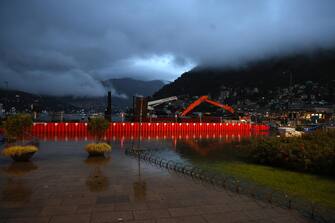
[180, 95, 234, 117]
[147, 96, 178, 111]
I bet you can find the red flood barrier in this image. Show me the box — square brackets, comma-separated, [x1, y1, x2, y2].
[30, 122, 269, 141]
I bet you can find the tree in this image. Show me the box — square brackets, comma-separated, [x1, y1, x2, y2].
[4, 113, 33, 141]
[87, 117, 109, 141]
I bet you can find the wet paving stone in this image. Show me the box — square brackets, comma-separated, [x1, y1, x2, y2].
[39, 206, 77, 216]
[49, 214, 90, 223]
[91, 210, 134, 222]
[96, 195, 130, 204]
[134, 209, 171, 220]
[0, 207, 42, 218]
[113, 202, 148, 211]
[4, 217, 50, 223]
[0, 141, 312, 223]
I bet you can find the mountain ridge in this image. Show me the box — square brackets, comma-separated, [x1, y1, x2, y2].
[154, 50, 335, 100]
[0, 78, 166, 112]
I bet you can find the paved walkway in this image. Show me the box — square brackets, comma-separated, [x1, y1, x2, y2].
[0, 141, 311, 223]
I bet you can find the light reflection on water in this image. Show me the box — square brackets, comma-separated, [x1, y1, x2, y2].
[84, 156, 111, 192]
[1, 130, 267, 166]
[20, 130, 268, 165]
[1, 162, 38, 202]
[131, 138, 256, 167]
[123, 130, 268, 169]
[0, 130, 268, 208]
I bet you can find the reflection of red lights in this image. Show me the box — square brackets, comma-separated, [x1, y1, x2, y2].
[177, 138, 259, 156]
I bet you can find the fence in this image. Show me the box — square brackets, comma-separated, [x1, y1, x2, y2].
[125, 148, 335, 223]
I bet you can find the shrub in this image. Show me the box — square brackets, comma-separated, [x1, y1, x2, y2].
[4, 114, 33, 140]
[85, 143, 112, 153]
[249, 130, 335, 176]
[2, 146, 38, 157]
[87, 117, 109, 140]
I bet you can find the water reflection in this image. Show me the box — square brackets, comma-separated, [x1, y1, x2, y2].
[175, 138, 251, 157]
[175, 138, 251, 160]
[84, 156, 111, 166]
[1, 162, 38, 202]
[32, 130, 267, 145]
[133, 181, 146, 201]
[133, 153, 146, 201]
[84, 157, 110, 192]
[3, 162, 38, 177]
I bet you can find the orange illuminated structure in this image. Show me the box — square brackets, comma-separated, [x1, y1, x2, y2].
[29, 122, 269, 144]
[180, 96, 234, 116]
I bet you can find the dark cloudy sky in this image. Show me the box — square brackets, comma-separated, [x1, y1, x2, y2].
[1, 0, 335, 96]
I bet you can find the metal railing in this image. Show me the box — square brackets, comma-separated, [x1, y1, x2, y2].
[125, 148, 335, 223]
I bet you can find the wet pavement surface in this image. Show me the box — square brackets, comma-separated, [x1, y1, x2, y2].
[0, 141, 311, 223]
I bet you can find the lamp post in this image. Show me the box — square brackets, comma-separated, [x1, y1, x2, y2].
[133, 97, 146, 201]
[137, 97, 143, 149]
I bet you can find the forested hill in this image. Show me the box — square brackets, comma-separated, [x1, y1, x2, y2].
[154, 50, 335, 99]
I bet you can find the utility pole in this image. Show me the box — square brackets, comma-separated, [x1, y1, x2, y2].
[138, 97, 143, 149]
